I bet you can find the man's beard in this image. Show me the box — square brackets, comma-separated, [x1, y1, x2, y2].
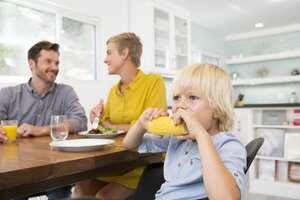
[35, 65, 58, 84]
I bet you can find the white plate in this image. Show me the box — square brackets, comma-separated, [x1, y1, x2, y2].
[78, 130, 125, 139]
[49, 138, 114, 152]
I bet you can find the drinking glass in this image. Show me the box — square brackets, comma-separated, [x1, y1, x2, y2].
[1, 120, 18, 143]
[50, 115, 68, 141]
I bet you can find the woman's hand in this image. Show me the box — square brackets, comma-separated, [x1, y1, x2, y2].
[90, 99, 105, 123]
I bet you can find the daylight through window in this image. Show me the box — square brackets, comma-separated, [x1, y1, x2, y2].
[0, 0, 98, 81]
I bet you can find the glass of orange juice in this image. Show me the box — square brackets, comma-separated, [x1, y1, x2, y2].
[1, 120, 18, 143]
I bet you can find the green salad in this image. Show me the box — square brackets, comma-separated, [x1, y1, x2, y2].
[88, 124, 118, 134]
[97, 124, 118, 134]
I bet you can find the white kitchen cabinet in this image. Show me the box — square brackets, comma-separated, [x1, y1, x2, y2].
[130, 0, 190, 76]
[231, 108, 252, 146]
[248, 107, 300, 199]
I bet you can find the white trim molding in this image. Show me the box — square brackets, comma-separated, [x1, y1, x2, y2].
[224, 23, 300, 41]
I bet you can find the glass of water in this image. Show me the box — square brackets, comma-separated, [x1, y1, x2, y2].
[50, 115, 68, 141]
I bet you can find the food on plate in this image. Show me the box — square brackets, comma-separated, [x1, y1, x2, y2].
[88, 124, 118, 134]
[149, 116, 188, 136]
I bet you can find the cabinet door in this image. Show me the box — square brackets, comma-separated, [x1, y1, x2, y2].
[154, 6, 189, 72]
[173, 15, 189, 70]
[131, 0, 190, 76]
[232, 108, 251, 145]
[154, 8, 171, 69]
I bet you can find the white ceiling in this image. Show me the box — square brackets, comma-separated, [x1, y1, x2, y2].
[169, 0, 300, 37]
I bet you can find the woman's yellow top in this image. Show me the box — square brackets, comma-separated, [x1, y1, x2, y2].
[99, 70, 167, 189]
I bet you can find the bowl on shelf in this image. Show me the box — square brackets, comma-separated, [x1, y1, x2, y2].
[256, 67, 269, 77]
[230, 72, 240, 80]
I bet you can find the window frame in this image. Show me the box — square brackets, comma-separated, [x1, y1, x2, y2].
[0, 0, 102, 84]
[191, 49, 222, 67]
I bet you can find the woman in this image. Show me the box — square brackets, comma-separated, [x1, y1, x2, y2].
[73, 32, 167, 199]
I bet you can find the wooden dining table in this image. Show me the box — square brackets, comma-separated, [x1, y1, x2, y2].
[0, 134, 162, 199]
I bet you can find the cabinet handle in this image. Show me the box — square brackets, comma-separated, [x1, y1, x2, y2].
[237, 121, 241, 132]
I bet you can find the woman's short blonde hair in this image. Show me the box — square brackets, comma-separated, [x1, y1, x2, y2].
[172, 63, 234, 132]
[107, 32, 142, 67]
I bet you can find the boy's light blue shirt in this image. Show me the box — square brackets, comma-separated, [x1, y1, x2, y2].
[138, 132, 247, 200]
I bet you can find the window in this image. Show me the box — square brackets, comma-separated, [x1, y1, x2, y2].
[191, 49, 221, 66]
[0, 0, 99, 81]
[60, 17, 97, 80]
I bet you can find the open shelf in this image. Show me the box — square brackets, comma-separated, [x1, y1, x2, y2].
[233, 106, 300, 198]
[232, 75, 300, 86]
[256, 155, 300, 162]
[226, 50, 300, 64]
[249, 179, 300, 199]
[248, 107, 300, 199]
[253, 125, 300, 129]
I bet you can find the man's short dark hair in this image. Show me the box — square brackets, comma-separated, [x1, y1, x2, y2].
[28, 41, 59, 63]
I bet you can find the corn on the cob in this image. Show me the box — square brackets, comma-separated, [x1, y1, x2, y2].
[149, 116, 188, 136]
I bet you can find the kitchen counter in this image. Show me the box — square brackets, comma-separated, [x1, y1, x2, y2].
[235, 103, 300, 108]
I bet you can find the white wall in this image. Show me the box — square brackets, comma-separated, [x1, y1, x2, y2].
[0, 0, 131, 128]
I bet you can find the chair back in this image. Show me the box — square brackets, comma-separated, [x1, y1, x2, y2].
[131, 162, 164, 200]
[245, 137, 265, 173]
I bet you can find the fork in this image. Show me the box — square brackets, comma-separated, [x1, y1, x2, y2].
[91, 112, 100, 131]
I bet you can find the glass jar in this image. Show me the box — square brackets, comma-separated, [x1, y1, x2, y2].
[290, 92, 297, 103]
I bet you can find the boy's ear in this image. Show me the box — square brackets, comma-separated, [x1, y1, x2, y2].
[121, 47, 129, 60]
[213, 112, 219, 119]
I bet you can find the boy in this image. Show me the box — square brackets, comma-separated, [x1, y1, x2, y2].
[123, 63, 246, 199]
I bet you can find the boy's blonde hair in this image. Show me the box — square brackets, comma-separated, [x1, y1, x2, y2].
[107, 32, 142, 67]
[172, 63, 234, 132]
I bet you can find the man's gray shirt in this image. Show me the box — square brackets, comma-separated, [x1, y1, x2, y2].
[0, 80, 87, 133]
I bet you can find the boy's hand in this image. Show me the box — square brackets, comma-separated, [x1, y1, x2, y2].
[173, 108, 206, 141]
[138, 108, 169, 131]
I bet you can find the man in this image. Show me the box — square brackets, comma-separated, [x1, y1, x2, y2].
[0, 41, 87, 199]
